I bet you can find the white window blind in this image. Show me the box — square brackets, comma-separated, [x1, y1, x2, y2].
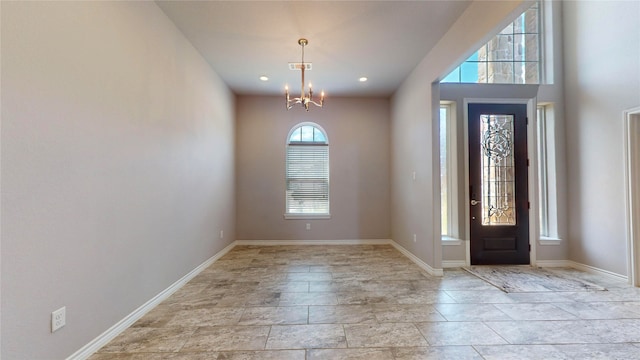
[286, 144, 329, 214]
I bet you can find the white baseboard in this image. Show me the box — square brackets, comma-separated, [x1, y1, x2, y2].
[235, 239, 392, 246]
[567, 260, 628, 283]
[535, 260, 572, 268]
[389, 240, 443, 276]
[67, 241, 236, 360]
[442, 260, 467, 268]
[536, 259, 628, 283]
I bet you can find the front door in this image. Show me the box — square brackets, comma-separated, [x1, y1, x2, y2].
[468, 103, 529, 265]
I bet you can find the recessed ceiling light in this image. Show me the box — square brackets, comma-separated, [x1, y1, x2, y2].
[359, 77, 368, 82]
[259, 75, 269, 82]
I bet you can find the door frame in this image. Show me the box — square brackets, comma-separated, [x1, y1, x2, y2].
[624, 106, 640, 286]
[463, 98, 539, 267]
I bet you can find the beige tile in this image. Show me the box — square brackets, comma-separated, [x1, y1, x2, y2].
[434, 303, 512, 321]
[336, 291, 398, 305]
[392, 346, 484, 360]
[372, 304, 446, 322]
[130, 305, 177, 328]
[216, 292, 281, 307]
[181, 326, 270, 352]
[308, 305, 376, 324]
[344, 323, 428, 347]
[238, 306, 308, 325]
[287, 272, 332, 281]
[395, 290, 457, 304]
[444, 290, 515, 304]
[279, 292, 337, 305]
[553, 343, 640, 359]
[97, 327, 196, 353]
[485, 320, 604, 344]
[266, 324, 347, 349]
[217, 350, 306, 360]
[417, 322, 508, 346]
[256, 280, 309, 292]
[494, 303, 578, 320]
[89, 353, 220, 360]
[162, 291, 222, 309]
[307, 348, 394, 360]
[473, 345, 567, 360]
[164, 307, 244, 327]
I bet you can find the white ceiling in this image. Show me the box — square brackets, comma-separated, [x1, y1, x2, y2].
[156, 1, 472, 97]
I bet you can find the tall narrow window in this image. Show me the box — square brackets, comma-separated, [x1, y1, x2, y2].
[285, 123, 330, 218]
[440, 102, 459, 240]
[537, 105, 549, 236]
[536, 104, 561, 242]
[440, 106, 450, 235]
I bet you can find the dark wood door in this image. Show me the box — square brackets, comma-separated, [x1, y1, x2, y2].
[468, 103, 529, 265]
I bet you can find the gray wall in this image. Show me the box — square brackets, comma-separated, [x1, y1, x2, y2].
[236, 96, 390, 240]
[1, 2, 235, 358]
[563, 0, 640, 275]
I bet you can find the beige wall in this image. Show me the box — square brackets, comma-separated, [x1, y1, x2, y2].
[236, 96, 390, 240]
[563, 0, 640, 275]
[1, 2, 235, 358]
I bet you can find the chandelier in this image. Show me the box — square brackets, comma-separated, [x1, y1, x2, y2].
[285, 38, 325, 111]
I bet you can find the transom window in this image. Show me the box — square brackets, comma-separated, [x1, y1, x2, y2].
[442, 1, 541, 84]
[285, 123, 330, 218]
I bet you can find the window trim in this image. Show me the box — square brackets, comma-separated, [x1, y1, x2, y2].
[440, 102, 461, 243]
[537, 106, 549, 237]
[284, 122, 331, 220]
[536, 103, 561, 244]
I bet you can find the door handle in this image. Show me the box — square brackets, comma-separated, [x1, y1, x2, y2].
[470, 199, 480, 206]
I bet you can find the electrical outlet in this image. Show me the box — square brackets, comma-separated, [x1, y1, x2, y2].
[306, 223, 311, 230]
[52, 307, 66, 332]
[413, 234, 417, 242]
[219, 230, 224, 239]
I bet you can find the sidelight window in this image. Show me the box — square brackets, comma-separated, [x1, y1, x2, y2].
[440, 102, 460, 241]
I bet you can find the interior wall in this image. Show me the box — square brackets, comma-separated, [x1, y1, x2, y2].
[391, 1, 531, 270]
[235, 96, 390, 240]
[563, 0, 640, 276]
[1, 2, 235, 358]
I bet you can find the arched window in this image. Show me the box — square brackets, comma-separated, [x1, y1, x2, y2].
[285, 123, 330, 218]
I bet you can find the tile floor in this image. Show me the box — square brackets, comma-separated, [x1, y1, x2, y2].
[90, 245, 640, 359]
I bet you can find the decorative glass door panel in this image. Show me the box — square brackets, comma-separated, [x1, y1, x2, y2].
[480, 115, 516, 226]
[468, 104, 529, 265]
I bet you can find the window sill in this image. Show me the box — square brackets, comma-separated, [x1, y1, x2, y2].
[284, 214, 331, 220]
[539, 237, 562, 245]
[442, 236, 463, 245]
